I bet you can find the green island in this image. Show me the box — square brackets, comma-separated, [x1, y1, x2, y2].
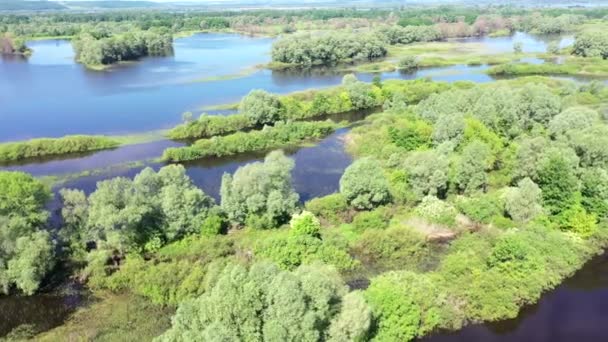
[0, 135, 120, 163]
[2, 2, 608, 342]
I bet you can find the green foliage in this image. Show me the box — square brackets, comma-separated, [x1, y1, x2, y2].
[305, 193, 349, 226]
[352, 226, 436, 273]
[340, 158, 391, 210]
[168, 113, 252, 140]
[378, 25, 441, 45]
[255, 233, 356, 272]
[200, 214, 225, 237]
[351, 207, 391, 232]
[505, 178, 545, 223]
[327, 291, 372, 342]
[343, 75, 384, 110]
[221, 150, 299, 226]
[290, 211, 321, 238]
[0, 135, 119, 163]
[388, 119, 432, 151]
[365, 271, 452, 342]
[572, 30, 608, 59]
[581, 168, 608, 218]
[455, 192, 505, 224]
[272, 32, 387, 66]
[239, 89, 283, 125]
[537, 156, 579, 215]
[158, 262, 369, 341]
[397, 56, 419, 71]
[548, 106, 598, 138]
[405, 150, 449, 199]
[454, 140, 493, 194]
[414, 196, 458, 227]
[66, 165, 214, 257]
[556, 204, 597, 237]
[162, 120, 338, 162]
[0, 172, 54, 295]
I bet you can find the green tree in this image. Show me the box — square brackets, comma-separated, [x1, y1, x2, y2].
[548, 107, 598, 138]
[0, 171, 54, 295]
[239, 89, 283, 125]
[73, 165, 213, 256]
[289, 211, 321, 238]
[454, 140, 492, 194]
[221, 150, 299, 227]
[340, 158, 391, 210]
[158, 262, 367, 342]
[405, 150, 449, 198]
[537, 156, 579, 215]
[505, 178, 544, 223]
[580, 168, 608, 218]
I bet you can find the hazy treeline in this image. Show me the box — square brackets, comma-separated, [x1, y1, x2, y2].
[72, 30, 172, 66]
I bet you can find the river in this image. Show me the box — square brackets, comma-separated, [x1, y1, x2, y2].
[1, 31, 606, 339]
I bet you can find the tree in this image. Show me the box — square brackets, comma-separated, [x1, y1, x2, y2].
[72, 165, 213, 255]
[398, 56, 418, 71]
[516, 83, 561, 128]
[454, 140, 492, 194]
[342, 75, 382, 110]
[157, 262, 368, 342]
[239, 89, 283, 125]
[340, 158, 391, 210]
[0, 171, 54, 295]
[537, 156, 579, 215]
[572, 31, 608, 59]
[221, 150, 299, 227]
[549, 107, 598, 138]
[505, 178, 544, 223]
[328, 292, 371, 342]
[580, 168, 608, 218]
[290, 211, 321, 238]
[405, 150, 449, 198]
[365, 271, 453, 341]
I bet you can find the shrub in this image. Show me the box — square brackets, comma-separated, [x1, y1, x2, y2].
[305, 193, 349, 225]
[290, 211, 321, 238]
[397, 56, 419, 71]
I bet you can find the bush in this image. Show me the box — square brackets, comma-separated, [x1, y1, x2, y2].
[221, 150, 299, 226]
[398, 56, 419, 71]
[289, 211, 321, 238]
[351, 207, 391, 232]
[414, 196, 458, 227]
[168, 114, 252, 140]
[305, 193, 349, 225]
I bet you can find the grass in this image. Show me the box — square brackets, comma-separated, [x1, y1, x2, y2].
[34, 292, 174, 342]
